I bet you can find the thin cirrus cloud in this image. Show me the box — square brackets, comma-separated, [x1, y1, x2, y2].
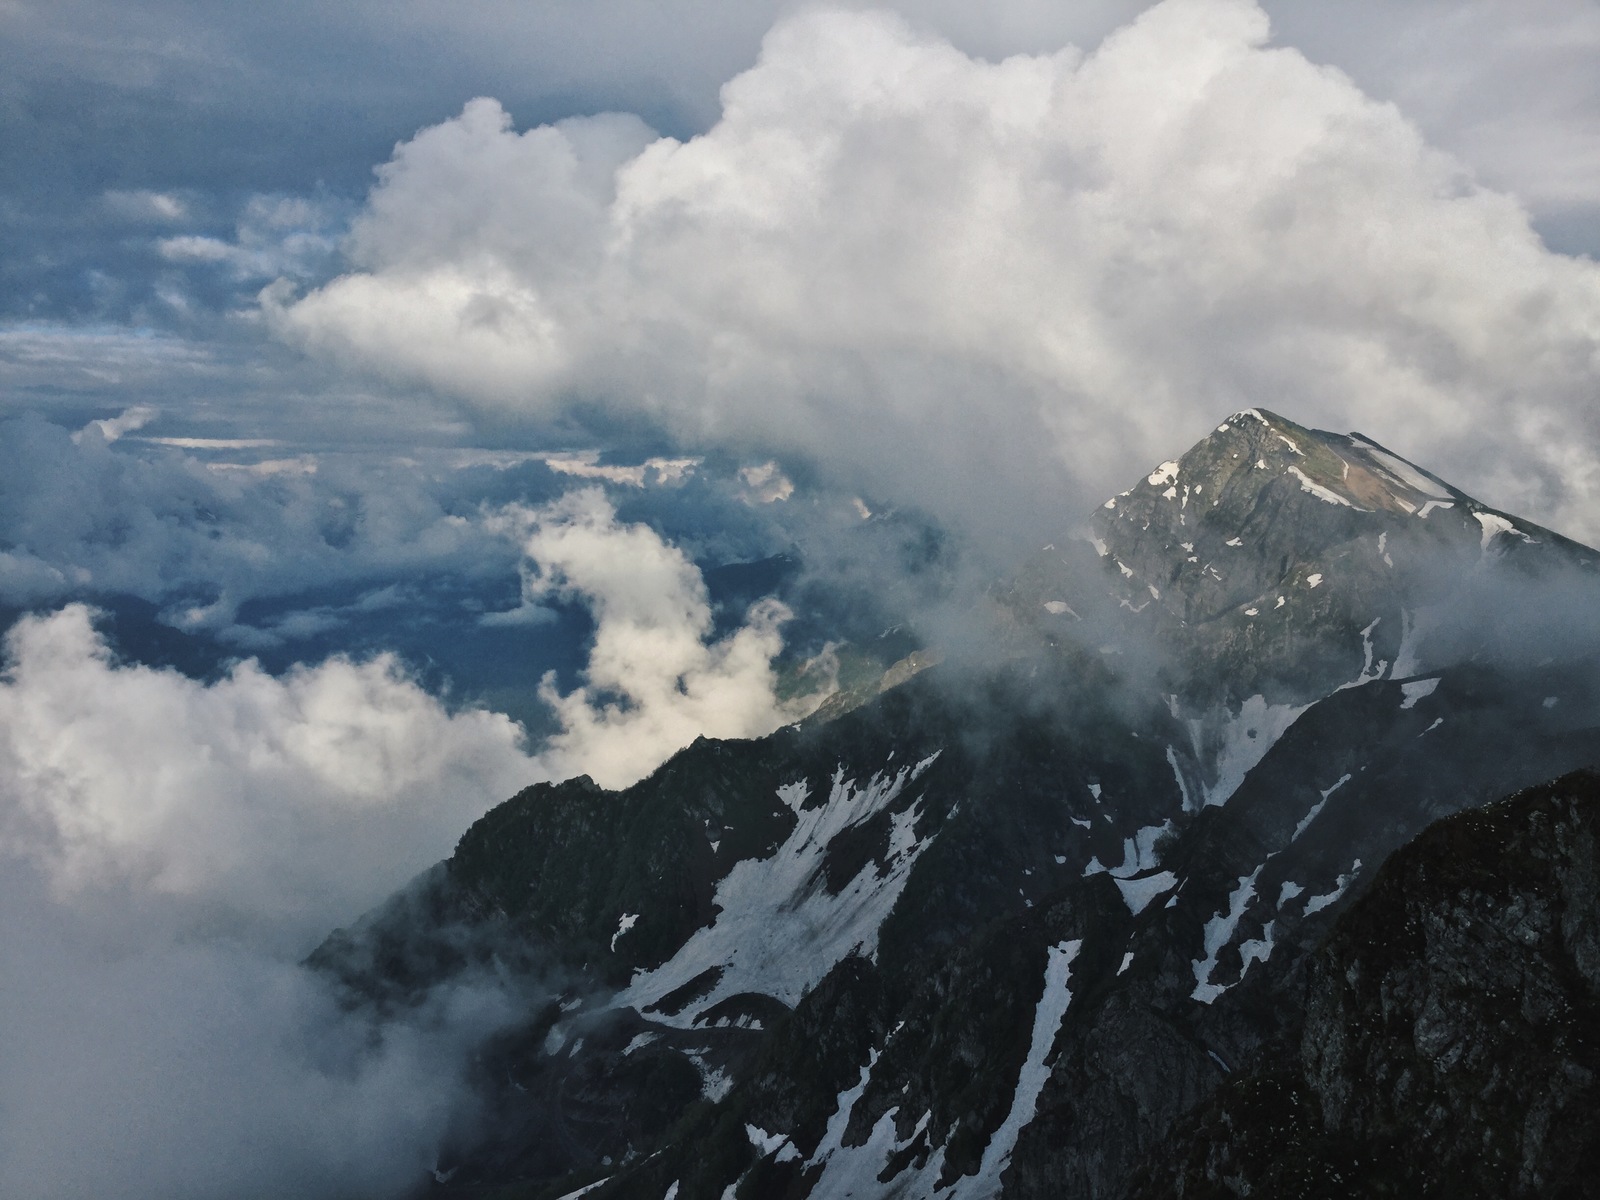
[268, 0, 1600, 551]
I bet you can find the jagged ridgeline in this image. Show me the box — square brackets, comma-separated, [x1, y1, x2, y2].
[311, 410, 1600, 1200]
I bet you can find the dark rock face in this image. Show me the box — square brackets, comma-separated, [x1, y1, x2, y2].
[308, 410, 1600, 1200]
[1129, 769, 1600, 1200]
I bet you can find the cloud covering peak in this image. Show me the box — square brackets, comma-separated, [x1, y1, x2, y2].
[270, 0, 1600, 547]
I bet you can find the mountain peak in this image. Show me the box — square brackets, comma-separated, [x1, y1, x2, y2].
[1091, 408, 1579, 625]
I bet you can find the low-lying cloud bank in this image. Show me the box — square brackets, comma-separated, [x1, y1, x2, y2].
[0, 605, 534, 1199]
[0, 488, 809, 1199]
[271, 0, 1600, 549]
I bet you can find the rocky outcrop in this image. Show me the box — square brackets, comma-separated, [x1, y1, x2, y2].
[1128, 768, 1600, 1199]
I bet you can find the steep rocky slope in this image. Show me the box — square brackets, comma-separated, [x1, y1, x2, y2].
[311, 410, 1600, 1200]
[1127, 768, 1600, 1200]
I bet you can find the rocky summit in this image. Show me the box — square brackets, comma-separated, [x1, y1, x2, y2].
[312, 410, 1600, 1200]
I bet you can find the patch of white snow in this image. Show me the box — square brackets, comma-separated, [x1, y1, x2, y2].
[1399, 677, 1440, 710]
[611, 912, 639, 952]
[1190, 696, 1309, 807]
[1115, 871, 1179, 914]
[1191, 867, 1263, 1004]
[959, 941, 1082, 1199]
[1303, 862, 1362, 916]
[1293, 774, 1351, 842]
[618, 757, 942, 1023]
[1287, 467, 1351, 507]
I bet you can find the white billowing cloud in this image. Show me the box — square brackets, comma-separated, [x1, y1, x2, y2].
[0, 490, 801, 916]
[0, 606, 536, 1198]
[494, 488, 808, 788]
[1263, 0, 1600, 230]
[0, 496, 804, 1195]
[0, 604, 537, 940]
[273, 0, 1600, 546]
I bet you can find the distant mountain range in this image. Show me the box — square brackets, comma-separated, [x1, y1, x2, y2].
[312, 410, 1600, 1199]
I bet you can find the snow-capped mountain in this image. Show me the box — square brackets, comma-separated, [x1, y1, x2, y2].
[312, 410, 1600, 1199]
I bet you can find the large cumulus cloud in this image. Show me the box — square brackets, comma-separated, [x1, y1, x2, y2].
[271, 0, 1600, 548]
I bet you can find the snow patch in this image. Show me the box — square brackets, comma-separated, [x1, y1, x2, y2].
[1417, 499, 1454, 518]
[806, 1049, 953, 1197]
[623, 1033, 659, 1056]
[1225, 537, 1243, 547]
[1399, 677, 1440, 710]
[1111, 824, 1171, 877]
[1474, 510, 1534, 551]
[611, 912, 639, 952]
[1287, 466, 1350, 506]
[958, 941, 1082, 1199]
[1191, 867, 1263, 1004]
[1147, 461, 1180, 487]
[1115, 871, 1178, 914]
[619, 756, 942, 1022]
[1166, 745, 1194, 812]
[1236, 920, 1276, 979]
[1306, 573, 1323, 588]
[1337, 619, 1387, 691]
[1353, 439, 1452, 499]
[745, 1125, 796, 1161]
[1118, 951, 1135, 976]
[1190, 696, 1309, 807]
[1043, 600, 1074, 615]
[1293, 774, 1350, 842]
[553, 1179, 611, 1200]
[1391, 609, 1426, 677]
[1303, 861, 1362, 916]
